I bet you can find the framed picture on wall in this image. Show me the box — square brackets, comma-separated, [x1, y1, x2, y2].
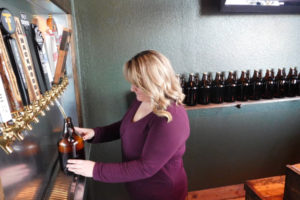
[220, 0, 300, 13]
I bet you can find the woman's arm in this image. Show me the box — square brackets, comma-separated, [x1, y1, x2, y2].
[89, 120, 122, 143]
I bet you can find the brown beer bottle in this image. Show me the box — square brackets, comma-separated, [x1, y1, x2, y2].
[249, 70, 262, 100]
[198, 73, 211, 105]
[211, 72, 224, 104]
[262, 69, 274, 99]
[224, 71, 237, 102]
[285, 67, 297, 97]
[58, 117, 85, 175]
[274, 68, 285, 98]
[185, 73, 198, 106]
[237, 71, 249, 101]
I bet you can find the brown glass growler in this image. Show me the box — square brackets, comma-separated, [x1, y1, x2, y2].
[249, 70, 262, 100]
[274, 69, 285, 98]
[185, 73, 198, 106]
[224, 71, 236, 102]
[262, 69, 274, 99]
[198, 73, 211, 105]
[58, 117, 85, 175]
[285, 67, 297, 97]
[211, 72, 224, 104]
[237, 71, 249, 101]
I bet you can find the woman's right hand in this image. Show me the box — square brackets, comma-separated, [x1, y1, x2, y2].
[74, 127, 95, 140]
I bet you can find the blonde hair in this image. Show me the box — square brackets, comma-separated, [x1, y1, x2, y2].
[123, 50, 185, 122]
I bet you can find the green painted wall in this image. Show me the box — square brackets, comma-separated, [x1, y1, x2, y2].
[72, 0, 300, 199]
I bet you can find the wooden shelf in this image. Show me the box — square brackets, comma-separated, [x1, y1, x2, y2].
[184, 96, 300, 111]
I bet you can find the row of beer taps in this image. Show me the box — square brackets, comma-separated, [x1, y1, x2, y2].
[0, 76, 69, 154]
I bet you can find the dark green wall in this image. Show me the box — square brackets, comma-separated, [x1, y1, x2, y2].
[72, 0, 300, 199]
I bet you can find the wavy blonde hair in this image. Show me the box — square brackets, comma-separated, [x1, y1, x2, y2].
[123, 50, 185, 122]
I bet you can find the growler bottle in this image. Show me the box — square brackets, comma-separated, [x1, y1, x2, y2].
[211, 72, 224, 104]
[262, 69, 274, 99]
[185, 73, 198, 106]
[58, 117, 85, 175]
[237, 71, 249, 101]
[249, 70, 262, 100]
[274, 68, 285, 98]
[224, 71, 236, 102]
[198, 73, 211, 105]
[285, 67, 297, 97]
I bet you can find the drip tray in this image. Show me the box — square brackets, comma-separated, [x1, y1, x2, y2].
[45, 164, 86, 200]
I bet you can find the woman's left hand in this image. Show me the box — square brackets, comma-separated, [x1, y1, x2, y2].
[66, 159, 95, 177]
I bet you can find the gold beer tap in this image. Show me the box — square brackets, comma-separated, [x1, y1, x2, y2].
[33, 100, 46, 116]
[39, 96, 50, 112]
[2, 121, 24, 141]
[0, 127, 15, 154]
[9, 112, 27, 140]
[44, 91, 55, 106]
[22, 105, 39, 130]
[12, 111, 32, 131]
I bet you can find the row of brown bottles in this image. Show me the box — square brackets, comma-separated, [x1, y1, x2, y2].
[58, 117, 85, 175]
[178, 67, 300, 106]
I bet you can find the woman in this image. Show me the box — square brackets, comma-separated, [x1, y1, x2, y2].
[67, 50, 190, 200]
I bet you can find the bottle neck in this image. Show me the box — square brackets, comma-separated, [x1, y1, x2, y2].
[252, 71, 258, 80]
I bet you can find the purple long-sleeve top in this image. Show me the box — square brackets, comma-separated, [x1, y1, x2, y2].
[91, 100, 190, 200]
